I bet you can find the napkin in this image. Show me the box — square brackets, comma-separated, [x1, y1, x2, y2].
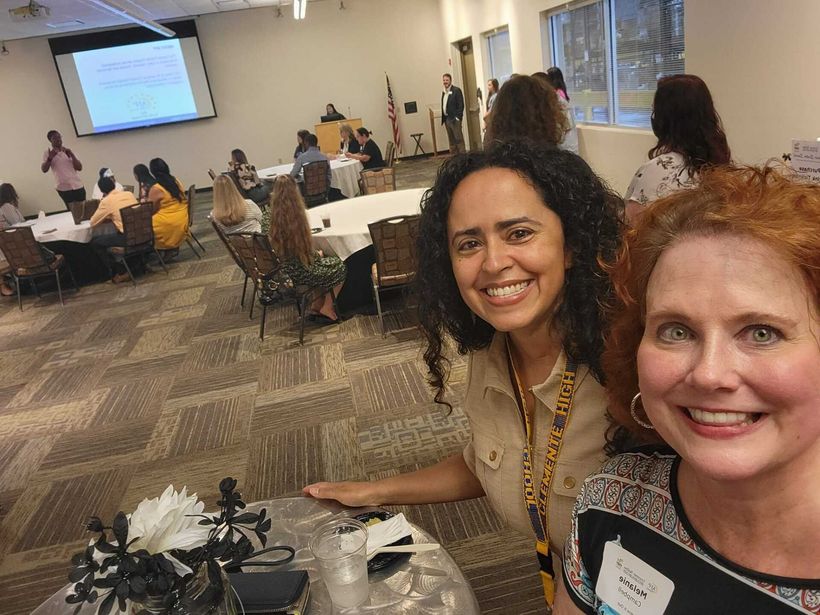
[365, 513, 412, 554]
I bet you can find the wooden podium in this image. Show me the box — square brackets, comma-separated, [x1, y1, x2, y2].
[315, 118, 363, 154]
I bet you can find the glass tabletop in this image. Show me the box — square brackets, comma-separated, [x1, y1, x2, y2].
[33, 497, 479, 615]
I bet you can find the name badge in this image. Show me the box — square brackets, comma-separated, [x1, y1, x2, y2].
[595, 540, 675, 615]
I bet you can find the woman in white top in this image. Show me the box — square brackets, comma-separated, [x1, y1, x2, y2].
[211, 174, 262, 235]
[91, 168, 124, 200]
[624, 74, 731, 224]
[0, 183, 24, 296]
[543, 68, 579, 156]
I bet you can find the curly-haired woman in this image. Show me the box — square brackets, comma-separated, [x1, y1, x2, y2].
[484, 75, 569, 150]
[305, 140, 625, 605]
[624, 74, 731, 223]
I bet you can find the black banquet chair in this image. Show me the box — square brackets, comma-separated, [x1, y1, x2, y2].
[107, 202, 169, 286]
[0, 226, 78, 310]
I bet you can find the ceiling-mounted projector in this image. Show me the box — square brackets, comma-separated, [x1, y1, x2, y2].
[9, 1, 51, 21]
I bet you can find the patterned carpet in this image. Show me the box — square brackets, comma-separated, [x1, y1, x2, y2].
[0, 157, 546, 615]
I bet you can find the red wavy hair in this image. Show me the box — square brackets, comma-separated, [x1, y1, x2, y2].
[604, 164, 820, 441]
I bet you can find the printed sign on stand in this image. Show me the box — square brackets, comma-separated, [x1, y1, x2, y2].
[791, 139, 820, 183]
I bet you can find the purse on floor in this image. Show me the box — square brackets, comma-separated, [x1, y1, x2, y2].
[256, 269, 295, 306]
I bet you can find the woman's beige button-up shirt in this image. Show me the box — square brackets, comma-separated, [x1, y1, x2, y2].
[461, 332, 610, 554]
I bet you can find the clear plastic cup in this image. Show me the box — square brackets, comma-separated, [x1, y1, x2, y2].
[321, 216, 331, 228]
[309, 518, 369, 608]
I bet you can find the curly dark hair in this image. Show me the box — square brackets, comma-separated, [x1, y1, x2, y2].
[417, 140, 624, 408]
[649, 74, 731, 174]
[485, 75, 568, 147]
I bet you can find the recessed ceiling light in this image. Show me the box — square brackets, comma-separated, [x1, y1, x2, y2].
[47, 19, 85, 28]
[216, 0, 250, 9]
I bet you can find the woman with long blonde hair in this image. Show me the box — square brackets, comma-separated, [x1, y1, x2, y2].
[268, 175, 346, 324]
[211, 175, 262, 234]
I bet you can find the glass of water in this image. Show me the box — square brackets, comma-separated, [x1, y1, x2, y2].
[309, 517, 369, 608]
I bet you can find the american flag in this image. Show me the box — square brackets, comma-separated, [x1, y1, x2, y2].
[386, 74, 401, 153]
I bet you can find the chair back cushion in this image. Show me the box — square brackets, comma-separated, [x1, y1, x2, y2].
[302, 160, 330, 197]
[69, 199, 100, 225]
[120, 202, 155, 248]
[250, 233, 296, 305]
[360, 168, 396, 195]
[211, 219, 245, 270]
[227, 232, 295, 304]
[367, 214, 420, 286]
[0, 226, 49, 272]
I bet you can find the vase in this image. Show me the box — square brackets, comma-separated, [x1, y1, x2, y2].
[139, 564, 237, 615]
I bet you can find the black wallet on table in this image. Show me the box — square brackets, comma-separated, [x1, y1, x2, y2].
[229, 570, 310, 614]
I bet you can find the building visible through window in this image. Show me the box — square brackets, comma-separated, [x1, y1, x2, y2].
[547, 0, 684, 129]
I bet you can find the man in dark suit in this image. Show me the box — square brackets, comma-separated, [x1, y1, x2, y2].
[441, 73, 466, 154]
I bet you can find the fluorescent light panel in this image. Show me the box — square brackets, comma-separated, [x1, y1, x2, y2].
[294, 0, 307, 20]
[83, 0, 175, 37]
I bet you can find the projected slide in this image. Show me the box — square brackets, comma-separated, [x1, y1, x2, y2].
[72, 39, 197, 132]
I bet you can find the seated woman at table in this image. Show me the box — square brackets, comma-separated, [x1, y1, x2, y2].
[89, 176, 138, 284]
[211, 175, 263, 235]
[555, 165, 820, 614]
[294, 129, 310, 160]
[0, 182, 24, 296]
[268, 175, 346, 324]
[305, 140, 625, 606]
[324, 103, 346, 121]
[484, 74, 567, 151]
[624, 74, 731, 225]
[147, 158, 189, 257]
[133, 164, 156, 203]
[0, 183, 24, 228]
[345, 127, 384, 170]
[228, 148, 271, 205]
[91, 167, 124, 200]
[339, 123, 360, 155]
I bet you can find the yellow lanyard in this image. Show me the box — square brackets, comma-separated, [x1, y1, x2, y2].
[506, 339, 578, 605]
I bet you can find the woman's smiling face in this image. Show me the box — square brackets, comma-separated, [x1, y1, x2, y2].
[637, 234, 820, 483]
[447, 167, 570, 339]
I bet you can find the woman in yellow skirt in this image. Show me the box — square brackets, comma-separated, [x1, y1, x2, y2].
[148, 158, 189, 253]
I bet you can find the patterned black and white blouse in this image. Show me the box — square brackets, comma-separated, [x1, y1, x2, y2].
[624, 152, 696, 206]
[563, 450, 820, 614]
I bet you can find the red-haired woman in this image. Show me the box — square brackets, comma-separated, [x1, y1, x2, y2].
[557, 165, 820, 614]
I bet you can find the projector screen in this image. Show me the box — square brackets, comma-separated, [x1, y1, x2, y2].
[49, 20, 216, 137]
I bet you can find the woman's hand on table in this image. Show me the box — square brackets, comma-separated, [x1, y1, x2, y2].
[303, 481, 380, 507]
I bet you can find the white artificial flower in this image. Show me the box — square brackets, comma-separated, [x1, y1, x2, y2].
[125, 485, 211, 574]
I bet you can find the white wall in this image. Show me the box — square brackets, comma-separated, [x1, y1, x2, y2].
[685, 0, 820, 164]
[437, 0, 820, 192]
[0, 0, 449, 215]
[5, 0, 820, 214]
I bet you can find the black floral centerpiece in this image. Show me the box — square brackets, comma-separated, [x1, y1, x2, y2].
[66, 477, 270, 615]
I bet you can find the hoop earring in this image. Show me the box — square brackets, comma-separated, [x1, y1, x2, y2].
[629, 392, 655, 430]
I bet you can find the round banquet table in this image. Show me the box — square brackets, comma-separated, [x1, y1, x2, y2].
[304, 188, 427, 262]
[32, 497, 480, 615]
[257, 158, 364, 199]
[303, 188, 427, 313]
[12, 212, 117, 285]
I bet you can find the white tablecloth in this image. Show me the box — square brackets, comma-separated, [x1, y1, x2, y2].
[16, 212, 92, 243]
[258, 158, 364, 199]
[305, 188, 428, 261]
[12, 212, 115, 243]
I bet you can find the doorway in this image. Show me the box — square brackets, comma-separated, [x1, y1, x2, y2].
[453, 36, 481, 151]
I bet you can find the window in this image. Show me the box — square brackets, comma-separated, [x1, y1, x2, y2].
[484, 27, 513, 84]
[547, 0, 684, 128]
